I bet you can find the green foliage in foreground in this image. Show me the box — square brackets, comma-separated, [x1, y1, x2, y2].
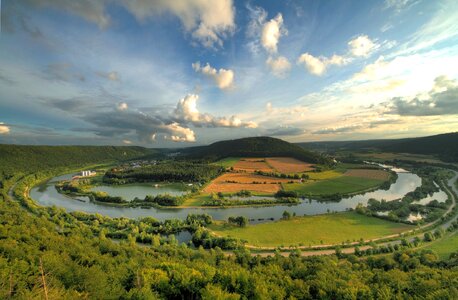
[0, 145, 457, 298]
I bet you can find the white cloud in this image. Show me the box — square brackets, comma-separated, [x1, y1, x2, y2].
[297, 53, 347, 76]
[122, 139, 132, 144]
[27, 0, 235, 48]
[0, 123, 10, 135]
[119, 0, 235, 48]
[163, 123, 196, 142]
[261, 13, 287, 53]
[174, 94, 257, 128]
[117, 102, 128, 111]
[192, 62, 234, 89]
[348, 35, 378, 57]
[266, 56, 291, 77]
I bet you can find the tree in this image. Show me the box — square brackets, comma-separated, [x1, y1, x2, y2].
[282, 211, 291, 220]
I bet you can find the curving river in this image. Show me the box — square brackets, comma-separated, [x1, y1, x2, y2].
[30, 167, 448, 222]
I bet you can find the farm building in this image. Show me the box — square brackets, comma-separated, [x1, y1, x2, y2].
[80, 170, 96, 177]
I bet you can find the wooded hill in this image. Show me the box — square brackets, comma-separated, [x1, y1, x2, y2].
[298, 132, 458, 162]
[182, 136, 330, 164]
[0, 144, 156, 177]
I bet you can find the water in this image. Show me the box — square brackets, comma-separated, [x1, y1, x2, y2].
[30, 168, 439, 221]
[90, 183, 189, 200]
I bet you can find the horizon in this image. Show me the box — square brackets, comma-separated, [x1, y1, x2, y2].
[1, 0, 457, 146]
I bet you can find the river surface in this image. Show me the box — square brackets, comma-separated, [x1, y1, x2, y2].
[30, 167, 446, 222]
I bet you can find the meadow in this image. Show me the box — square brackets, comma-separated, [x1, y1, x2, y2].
[421, 232, 458, 259]
[283, 175, 385, 196]
[209, 212, 413, 247]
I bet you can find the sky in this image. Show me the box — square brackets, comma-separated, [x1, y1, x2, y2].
[0, 0, 457, 147]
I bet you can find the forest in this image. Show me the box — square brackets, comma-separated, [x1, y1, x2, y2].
[0, 145, 457, 298]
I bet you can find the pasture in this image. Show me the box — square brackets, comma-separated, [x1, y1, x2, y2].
[213, 157, 240, 168]
[209, 212, 412, 247]
[283, 175, 384, 196]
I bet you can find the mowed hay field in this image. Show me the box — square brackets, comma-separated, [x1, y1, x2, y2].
[344, 169, 391, 181]
[266, 157, 315, 173]
[233, 158, 273, 172]
[210, 212, 413, 247]
[422, 232, 458, 259]
[203, 173, 294, 193]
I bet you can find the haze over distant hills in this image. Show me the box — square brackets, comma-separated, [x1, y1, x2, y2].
[297, 132, 458, 162]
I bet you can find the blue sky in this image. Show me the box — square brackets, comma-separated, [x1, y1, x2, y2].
[0, 0, 457, 146]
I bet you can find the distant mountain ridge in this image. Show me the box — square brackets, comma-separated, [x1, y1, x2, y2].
[297, 132, 458, 162]
[181, 136, 329, 164]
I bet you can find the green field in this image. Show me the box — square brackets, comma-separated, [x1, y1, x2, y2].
[305, 170, 343, 180]
[209, 212, 412, 247]
[422, 232, 458, 259]
[213, 157, 240, 168]
[283, 175, 384, 196]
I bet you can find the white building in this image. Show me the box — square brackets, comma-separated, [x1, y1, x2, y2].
[80, 170, 95, 177]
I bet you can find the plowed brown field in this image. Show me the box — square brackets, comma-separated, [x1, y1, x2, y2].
[203, 173, 296, 193]
[233, 159, 273, 172]
[344, 169, 390, 180]
[266, 157, 315, 173]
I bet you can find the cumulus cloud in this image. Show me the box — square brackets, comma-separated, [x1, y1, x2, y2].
[297, 35, 378, 76]
[117, 102, 128, 111]
[174, 94, 257, 128]
[297, 53, 347, 76]
[27, 0, 235, 48]
[96, 71, 119, 81]
[266, 56, 291, 78]
[0, 123, 10, 135]
[261, 13, 287, 54]
[386, 76, 458, 116]
[348, 35, 378, 57]
[122, 139, 132, 144]
[192, 62, 234, 89]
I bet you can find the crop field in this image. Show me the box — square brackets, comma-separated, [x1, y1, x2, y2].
[203, 173, 294, 193]
[265, 157, 315, 173]
[209, 212, 412, 247]
[355, 152, 443, 164]
[233, 158, 273, 172]
[213, 157, 240, 168]
[283, 175, 384, 196]
[306, 170, 343, 180]
[344, 169, 391, 181]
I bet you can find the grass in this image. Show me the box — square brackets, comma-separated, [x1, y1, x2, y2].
[209, 212, 413, 247]
[212, 157, 240, 168]
[421, 232, 458, 259]
[182, 194, 211, 206]
[305, 170, 343, 180]
[283, 175, 384, 196]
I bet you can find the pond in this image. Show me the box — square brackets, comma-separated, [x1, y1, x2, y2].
[30, 165, 443, 222]
[90, 183, 190, 200]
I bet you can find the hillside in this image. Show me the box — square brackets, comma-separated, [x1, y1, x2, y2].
[298, 132, 458, 162]
[182, 136, 329, 164]
[0, 144, 157, 176]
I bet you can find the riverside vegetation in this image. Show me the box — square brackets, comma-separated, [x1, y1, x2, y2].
[1, 143, 458, 298]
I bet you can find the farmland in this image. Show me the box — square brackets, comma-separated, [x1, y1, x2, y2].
[421, 232, 458, 259]
[203, 172, 292, 193]
[265, 157, 315, 173]
[283, 175, 385, 196]
[209, 212, 413, 247]
[344, 169, 391, 181]
[233, 158, 273, 172]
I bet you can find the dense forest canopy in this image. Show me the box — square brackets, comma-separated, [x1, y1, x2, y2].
[182, 136, 330, 164]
